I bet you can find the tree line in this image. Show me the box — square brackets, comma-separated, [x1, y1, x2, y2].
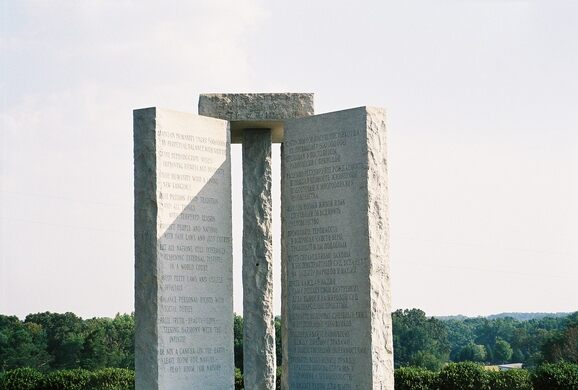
[392, 309, 578, 370]
[1, 310, 576, 373]
[0, 313, 134, 372]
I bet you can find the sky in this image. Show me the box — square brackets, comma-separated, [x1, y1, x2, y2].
[1, 0, 577, 320]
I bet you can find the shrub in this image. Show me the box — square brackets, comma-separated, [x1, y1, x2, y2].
[42, 369, 92, 390]
[0, 367, 43, 390]
[395, 366, 438, 390]
[233, 367, 280, 389]
[276, 367, 282, 390]
[438, 362, 488, 390]
[86, 368, 134, 390]
[533, 362, 578, 390]
[486, 369, 532, 390]
[234, 367, 243, 389]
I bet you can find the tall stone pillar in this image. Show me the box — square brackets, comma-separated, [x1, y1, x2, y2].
[282, 107, 394, 390]
[134, 108, 234, 389]
[242, 129, 276, 390]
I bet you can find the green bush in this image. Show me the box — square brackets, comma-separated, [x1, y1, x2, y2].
[0, 368, 134, 390]
[0, 367, 43, 390]
[86, 368, 134, 390]
[42, 369, 92, 390]
[533, 362, 578, 390]
[486, 369, 532, 390]
[233, 367, 281, 390]
[7, 364, 578, 390]
[276, 367, 282, 390]
[234, 367, 243, 389]
[438, 362, 488, 390]
[395, 367, 438, 390]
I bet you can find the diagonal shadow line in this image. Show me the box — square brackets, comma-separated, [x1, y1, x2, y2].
[135, 132, 235, 388]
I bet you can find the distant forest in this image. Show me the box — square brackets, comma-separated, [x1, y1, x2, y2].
[436, 312, 572, 321]
[1, 310, 577, 373]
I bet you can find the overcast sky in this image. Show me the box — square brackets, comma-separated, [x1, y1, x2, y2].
[1, 0, 576, 319]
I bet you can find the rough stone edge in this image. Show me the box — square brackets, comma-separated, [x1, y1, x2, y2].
[223, 119, 236, 390]
[134, 107, 159, 390]
[365, 107, 394, 390]
[242, 129, 276, 390]
[281, 107, 393, 389]
[198, 93, 314, 121]
[280, 140, 289, 390]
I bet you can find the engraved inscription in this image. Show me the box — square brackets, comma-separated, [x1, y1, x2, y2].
[285, 126, 371, 389]
[156, 124, 231, 384]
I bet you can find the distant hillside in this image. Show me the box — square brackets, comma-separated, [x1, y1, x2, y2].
[436, 314, 469, 321]
[487, 312, 572, 321]
[436, 312, 572, 321]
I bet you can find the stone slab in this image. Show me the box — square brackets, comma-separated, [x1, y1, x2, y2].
[134, 107, 234, 390]
[198, 93, 314, 143]
[281, 107, 394, 390]
[242, 129, 276, 389]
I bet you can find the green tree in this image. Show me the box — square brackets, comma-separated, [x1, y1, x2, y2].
[79, 319, 107, 370]
[410, 351, 446, 371]
[392, 309, 450, 369]
[485, 343, 495, 363]
[0, 315, 51, 371]
[440, 311, 572, 366]
[445, 319, 476, 361]
[233, 314, 243, 372]
[458, 343, 487, 363]
[494, 337, 513, 363]
[25, 312, 85, 369]
[274, 316, 282, 367]
[542, 313, 578, 364]
[110, 313, 135, 369]
[80, 314, 135, 370]
[511, 348, 524, 362]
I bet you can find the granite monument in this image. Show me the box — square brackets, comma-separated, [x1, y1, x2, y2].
[133, 93, 393, 390]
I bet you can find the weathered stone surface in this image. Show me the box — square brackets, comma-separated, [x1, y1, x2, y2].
[134, 108, 158, 389]
[281, 107, 394, 390]
[134, 107, 234, 390]
[242, 129, 276, 390]
[199, 93, 314, 121]
[198, 93, 314, 143]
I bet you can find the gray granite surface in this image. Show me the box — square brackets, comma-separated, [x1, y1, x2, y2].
[281, 107, 393, 390]
[134, 108, 234, 389]
[198, 93, 314, 143]
[243, 129, 276, 390]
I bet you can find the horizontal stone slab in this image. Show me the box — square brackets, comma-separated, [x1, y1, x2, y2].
[198, 93, 314, 143]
